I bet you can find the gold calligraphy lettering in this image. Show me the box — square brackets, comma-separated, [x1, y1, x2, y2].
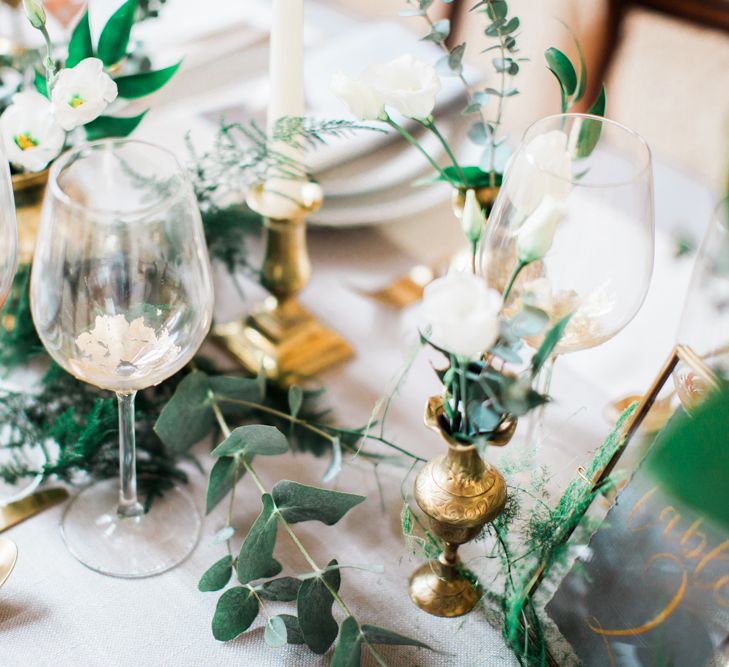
[659, 506, 680, 540]
[588, 553, 687, 636]
[679, 519, 707, 560]
[713, 575, 729, 607]
[626, 486, 660, 532]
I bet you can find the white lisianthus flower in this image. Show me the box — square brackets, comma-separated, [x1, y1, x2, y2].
[423, 272, 503, 359]
[461, 189, 485, 244]
[22, 0, 46, 28]
[330, 71, 384, 121]
[51, 58, 118, 131]
[0, 91, 64, 172]
[516, 195, 566, 264]
[506, 130, 572, 216]
[363, 54, 440, 120]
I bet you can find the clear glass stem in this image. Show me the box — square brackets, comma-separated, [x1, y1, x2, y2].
[116, 391, 144, 519]
[526, 356, 557, 453]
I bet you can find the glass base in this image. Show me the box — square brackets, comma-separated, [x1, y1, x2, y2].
[60, 478, 201, 578]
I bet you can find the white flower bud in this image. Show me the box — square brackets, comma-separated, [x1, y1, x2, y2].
[516, 195, 566, 264]
[23, 0, 46, 29]
[461, 189, 484, 244]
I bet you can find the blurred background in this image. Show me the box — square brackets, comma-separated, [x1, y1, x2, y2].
[1, 0, 728, 222]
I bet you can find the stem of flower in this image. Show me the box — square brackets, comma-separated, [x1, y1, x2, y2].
[459, 358, 469, 436]
[502, 260, 527, 302]
[39, 25, 58, 93]
[421, 118, 466, 184]
[384, 116, 456, 185]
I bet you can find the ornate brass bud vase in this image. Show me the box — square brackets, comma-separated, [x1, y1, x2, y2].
[408, 396, 516, 617]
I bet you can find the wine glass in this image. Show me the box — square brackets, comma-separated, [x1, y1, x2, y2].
[674, 199, 729, 410]
[478, 113, 655, 442]
[0, 139, 23, 502]
[30, 139, 214, 578]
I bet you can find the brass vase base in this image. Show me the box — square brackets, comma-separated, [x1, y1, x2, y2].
[408, 560, 481, 617]
[212, 297, 353, 381]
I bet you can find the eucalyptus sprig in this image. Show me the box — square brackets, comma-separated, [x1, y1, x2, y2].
[154, 371, 429, 664]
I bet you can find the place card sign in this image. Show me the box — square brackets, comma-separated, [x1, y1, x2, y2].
[546, 425, 729, 666]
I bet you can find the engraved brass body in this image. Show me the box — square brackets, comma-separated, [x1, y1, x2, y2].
[409, 396, 515, 617]
[212, 183, 352, 381]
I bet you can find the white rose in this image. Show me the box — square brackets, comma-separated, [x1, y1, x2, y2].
[506, 129, 572, 216]
[51, 58, 118, 131]
[461, 189, 484, 244]
[0, 91, 64, 172]
[516, 195, 566, 264]
[423, 272, 503, 359]
[330, 71, 384, 121]
[363, 54, 440, 120]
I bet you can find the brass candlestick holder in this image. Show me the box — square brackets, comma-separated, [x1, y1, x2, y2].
[408, 396, 516, 617]
[212, 181, 353, 381]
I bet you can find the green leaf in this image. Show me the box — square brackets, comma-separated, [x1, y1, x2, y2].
[510, 305, 549, 338]
[212, 424, 288, 458]
[646, 387, 729, 530]
[288, 385, 303, 419]
[198, 555, 233, 592]
[34, 70, 48, 98]
[213, 526, 235, 544]
[154, 371, 213, 455]
[332, 617, 362, 667]
[206, 456, 246, 515]
[66, 10, 93, 67]
[493, 57, 518, 75]
[236, 494, 282, 584]
[499, 16, 520, 35]
[545, 47, 577, 98]
[97, 0, 137, 67]
[209, 375, 262, 402]
[531, 314, 572, 376]
[280, 615, 305, 644]
[486, 0, 508, 19]
[264, 615, 288, 648]
[84, 111, 148, 141]
[448, 43, 466, 72]
[362, 624, 431, 649]
[574, 84, 607, 159]
[114, 61, 182, 99]
[322, 436, 342, 483]
[257, 577, 301, 602]
[272, 481, 365, 525]
[212, 586, 259, 641]
[468, 121, 490, 145]
[297, 559, 341, 654]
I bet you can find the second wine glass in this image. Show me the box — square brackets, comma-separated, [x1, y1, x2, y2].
[30, 139, 214, 578]
[478, 113, 655, 443]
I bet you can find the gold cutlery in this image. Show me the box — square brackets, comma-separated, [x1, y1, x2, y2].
[0, 488, 69, 533]
[355, 264, 437, 309]
[0, 537, 17, 589]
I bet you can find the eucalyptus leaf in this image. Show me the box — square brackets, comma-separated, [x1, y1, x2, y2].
[448, 43, 465, 72]
[468, 121, 489, 145]
[264, 615, 288, 648]
[198, 555, 233, 592]
[493, 57, 518, 75]
[66, 10, 93, 68]
[213, 526, 235, 544]
[574, 84, 607, 159]
[322, 437, 342, 482]
[544, 47, 577, 97]
[154, 371, 213, 455]
[97, 0, 137, 67]
[212, 586, 259, 641]
[257, 576, 301, 602]
[84, 111, 148, 141]
[362, 624, 431, 649]
[212, 424, 288, 458]
[288, 384, 303, 419]
[510, 305, 549, 338]
[209, 375, 262, 402]
[331, 616, 362, 667]
[487, 0, 508, 19]
[236, 494, 282, 584]
[115, 61, 182, 99]
[499, 16, 520, 35]
[206, 455, 246, 515]
[280, 614, 305, 644]
[272, 481, 365, 525]
[297, 559, 341, 654]
[398, 8, 424, 16]
[532, 314, 572, 376]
